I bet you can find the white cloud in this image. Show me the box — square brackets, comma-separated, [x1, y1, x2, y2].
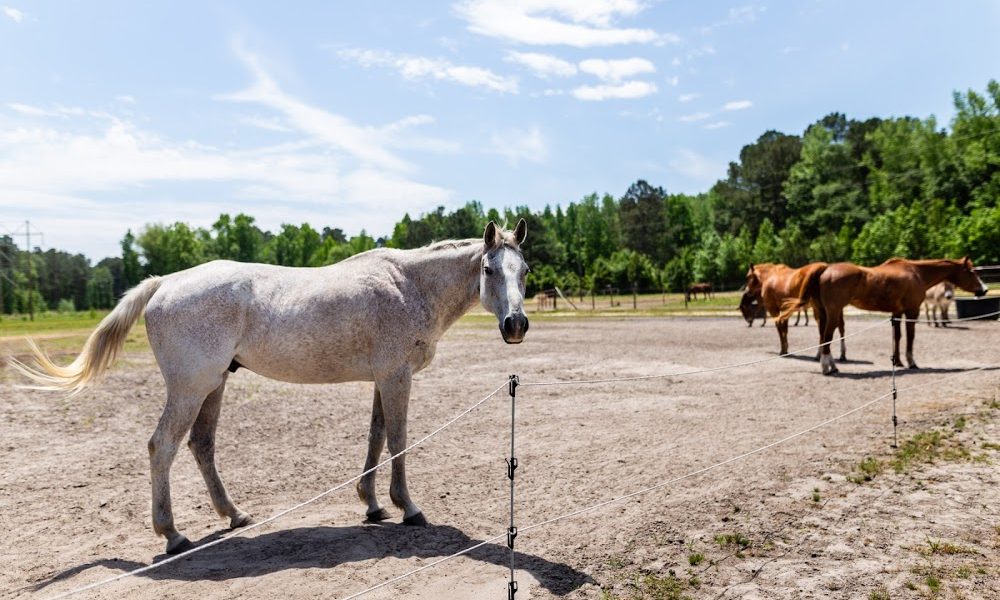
[3, 5, 24, 23]
[703, 121, 731, 130]
[668, 149, 724, 182]
[678, 111, 710, 122]
[0, 46, 460, 258]
[454, 0, 678, 47]
[722, 99, 752, 111]
[578, 57, 655, 82]
[505, 51, 577, 78]
[700, 5, 766, 35]
[667, 75, 679, 87]
[338, 48, 518, 94]
[488, 126, 549, 165]
[677, 93, 700, 103]
[115, 95, 136, 104]
[571, 80, 657, 101]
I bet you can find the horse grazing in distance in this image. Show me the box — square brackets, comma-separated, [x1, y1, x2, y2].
[744, 263, 842, 358]
[782, 257, 988, 375]
[686, 282, 713, 301]
[11, 220, 531, 555]
[924, 281, 955, 327]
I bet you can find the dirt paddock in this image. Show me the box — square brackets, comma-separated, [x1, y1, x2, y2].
[3, 315, 1000, 599]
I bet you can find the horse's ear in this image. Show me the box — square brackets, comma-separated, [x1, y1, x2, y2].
[962, 255, 971, 267]
[749, 263, 755, 274]
[483, 221, 499, 250]
[513, 218, 527, 245]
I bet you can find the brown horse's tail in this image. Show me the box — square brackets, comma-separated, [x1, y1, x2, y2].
[779, 264, 826, 322]
[8, 276, 163, 395]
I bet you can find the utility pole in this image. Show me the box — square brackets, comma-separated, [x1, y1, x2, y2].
[11, 220, 43, 321]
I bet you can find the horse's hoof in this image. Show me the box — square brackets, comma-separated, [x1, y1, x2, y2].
[839, 355, 847, 362]
[165, 535, 193, 555]
[230, 512, 253, 529]
[403, 512, 428, 526]
[908, 364, 920, 370]
[365, 508, 392, 523]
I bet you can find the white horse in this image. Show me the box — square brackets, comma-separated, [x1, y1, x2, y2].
[12, 220, 530, 555]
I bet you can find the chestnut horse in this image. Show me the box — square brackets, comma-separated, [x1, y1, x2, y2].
[744, 263, 843, 358]
[782, 257, 988, 375]
[686, 282, 713, 301]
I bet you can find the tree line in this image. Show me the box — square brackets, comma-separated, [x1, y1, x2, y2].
[4, 80, 998, 315]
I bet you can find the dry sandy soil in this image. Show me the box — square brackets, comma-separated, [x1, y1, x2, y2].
[2, 314, 1000, 599]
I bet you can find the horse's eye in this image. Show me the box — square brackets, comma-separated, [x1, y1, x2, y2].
[484, 266, 493, 275]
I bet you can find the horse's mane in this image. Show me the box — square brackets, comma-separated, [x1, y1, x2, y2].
[425, 239, 479, 252]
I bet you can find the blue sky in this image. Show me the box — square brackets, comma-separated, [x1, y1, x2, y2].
[2, 1, 998, 260]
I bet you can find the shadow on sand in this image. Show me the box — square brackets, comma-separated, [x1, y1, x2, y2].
[33, 522, 592, 596]
[830, 365, 1000, 380]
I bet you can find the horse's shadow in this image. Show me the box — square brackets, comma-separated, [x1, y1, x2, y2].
[775, 353, 875, 366]
[33, 522, 591, 595]
[831, 365, 1000, 380]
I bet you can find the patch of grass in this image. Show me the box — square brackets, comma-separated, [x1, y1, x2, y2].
[714, 532, 751, 557]
[953, 415, 966, 431]
[923, 538, 975, 556]
[606, 555, 626, 569]
[891, 430, 970, 473]
[687, 552, 704, 566]
[925, 574, 941, 593]
[869, 586, 891, 600]
[956, 565, 972, 579]
[981, 442, 1000, 451]
[811, 488, 821, 503]
[637, 572, 693, 600]
[848, 456, 883, 484]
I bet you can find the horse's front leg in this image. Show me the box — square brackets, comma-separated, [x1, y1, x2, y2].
[891, 314, 904, 367]
[905, 309, 919, 368]
[377, 368, 426, 526]
[776, 318, 790, 355]
[357, 388, 390, 522]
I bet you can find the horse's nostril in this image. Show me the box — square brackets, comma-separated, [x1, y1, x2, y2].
[503, 316, 513, 333]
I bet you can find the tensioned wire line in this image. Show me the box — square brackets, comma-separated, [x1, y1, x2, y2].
[47, 379, 511, 600]
[338, 363, 995, 600]
[520, 316, 894, 387]
[888, 307, 1000, 324]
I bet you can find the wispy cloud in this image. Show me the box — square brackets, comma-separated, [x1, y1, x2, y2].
[700, 5, 766, 35]
[572, 81, 657, 101]
[337, 48, 518, 94]
[0, 45, 459, 256]
[668, 149, 724, 182]
[578, 57, 655, 82]
[115, 95, 136, 104]
[678, 111, 711, 122]
[488, 126, 549, 165]
[722, 99, 752, 111]
[505, 51, 577, 78]
[703, 121, 730, 130]
[454, 0, 678, 47]
[677, 92, 700, 103]
[2, 5, 24, 23]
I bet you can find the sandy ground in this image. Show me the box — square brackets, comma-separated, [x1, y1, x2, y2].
[2, 315, 1000, 600]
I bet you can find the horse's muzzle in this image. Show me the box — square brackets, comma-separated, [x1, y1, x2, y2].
[501, 313, 529, 344]
[975, 286, 988, 297]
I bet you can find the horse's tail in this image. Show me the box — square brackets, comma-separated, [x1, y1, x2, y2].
[779, 264, 825, 322]
[9, 276, 164, 395]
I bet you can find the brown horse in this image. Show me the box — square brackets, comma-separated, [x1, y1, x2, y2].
[738, 291, 767, 327]
[744, 263, 842, 358]
[686, 282, 713, 301]
[782, 257, 988, 375]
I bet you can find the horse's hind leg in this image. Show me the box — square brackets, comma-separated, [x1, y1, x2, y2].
[149, 385, 214, 555]
[905, 308, 919, 369]
[377, 369, 426, 526]
[891, 313, 904, 367]
[837, 315, 847, 362]
[188, 375, 252, 530]
[357, 387, 390, 522]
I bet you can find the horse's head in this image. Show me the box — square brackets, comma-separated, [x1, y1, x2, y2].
[745, 264, 763, 296]
[738, 291, 758, 326]
[951, 257, 988, 297]
[480, 219, 530, 344]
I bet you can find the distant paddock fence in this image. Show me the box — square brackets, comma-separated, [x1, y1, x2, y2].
[46, 310, 1000, 600]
